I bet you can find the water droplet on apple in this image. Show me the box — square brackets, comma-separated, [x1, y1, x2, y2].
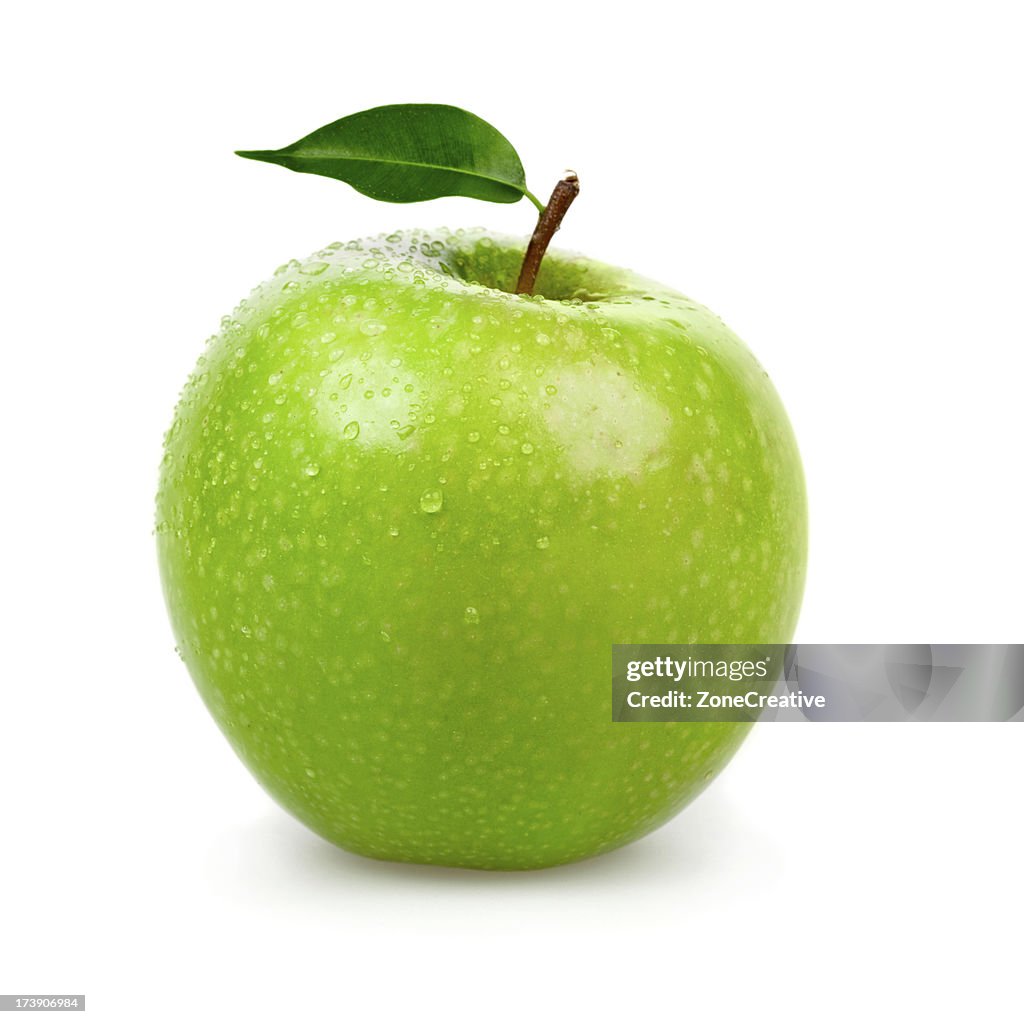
[299, 261, 329, 275]
[268, 372, 283, 386]
[468, 431, 481, 443]
[361, 320, 386, 337]
[303, 463, 321, 477]
[419, 488, 444, 514]
[536, 536, 550, 549]
[305, 767, 318, 778]
[520, 442, 535, 455]
[339, 373, 353, 390]
[395, 424, 416, 440]
[343, 421, 360, 440]
[463, 606, 480, 625]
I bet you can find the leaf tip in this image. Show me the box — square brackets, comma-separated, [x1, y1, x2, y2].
[235, 149, 285, 165]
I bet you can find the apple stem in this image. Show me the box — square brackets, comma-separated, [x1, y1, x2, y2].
[516, 172, 580, 295]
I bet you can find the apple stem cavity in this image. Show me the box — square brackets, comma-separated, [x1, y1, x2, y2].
[516, 172, 580, 295]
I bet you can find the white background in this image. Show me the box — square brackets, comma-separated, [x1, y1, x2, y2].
[2, 1, 1022, 1021]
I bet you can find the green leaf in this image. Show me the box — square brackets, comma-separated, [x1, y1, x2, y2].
[237, 104, 540, 208]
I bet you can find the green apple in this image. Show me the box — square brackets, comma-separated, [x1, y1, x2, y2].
[156, 228, 806, 870]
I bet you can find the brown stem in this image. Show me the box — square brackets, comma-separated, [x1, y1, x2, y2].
[515, 172, 580, 295]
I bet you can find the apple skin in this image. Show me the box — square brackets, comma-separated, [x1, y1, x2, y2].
[156, 228, 806, 870]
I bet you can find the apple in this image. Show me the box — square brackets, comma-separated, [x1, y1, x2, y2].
[156, 228, 807, 869]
